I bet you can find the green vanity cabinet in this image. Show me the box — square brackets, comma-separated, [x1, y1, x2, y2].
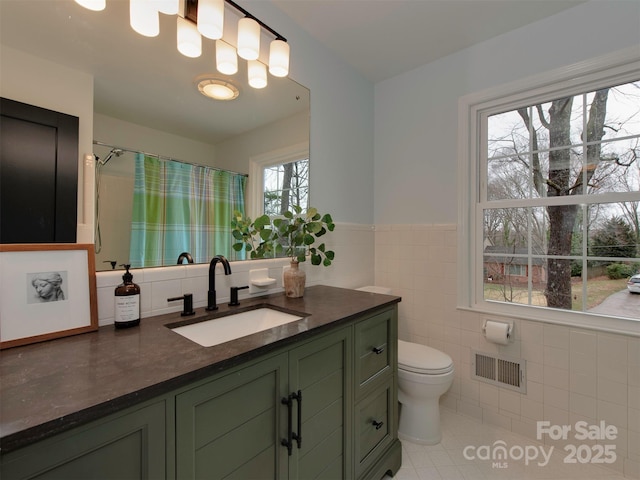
[288, 327, 352, 479]
[353, 307, 400, 480]
[1, 303, 401, 480]
[174, 306, 400, 480]
[175, 326, 352, 480]
[0, 400, 168, 480]
[355, 382, 396, 479]
[175, 352, 290, 479]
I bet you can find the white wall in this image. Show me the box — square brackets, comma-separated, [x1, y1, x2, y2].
[245, 1, 376, 224]
[94, 113, 218, 166]
[95, 109, 308, 175]
[215, 109, 309, 174]
[374, 0, 640, 225]
[374, 2, 640, 477]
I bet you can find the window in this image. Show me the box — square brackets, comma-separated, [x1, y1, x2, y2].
[263, 158, 309, 215]
[459, 49, 640, 333]
[507, 264, 526, 277]
[249, 143, 309, 217]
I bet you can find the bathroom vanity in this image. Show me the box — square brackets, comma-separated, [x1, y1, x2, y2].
[0, 286, 401, 480]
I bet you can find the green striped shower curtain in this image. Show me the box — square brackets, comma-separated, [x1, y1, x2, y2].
[129, 154, 246, 267]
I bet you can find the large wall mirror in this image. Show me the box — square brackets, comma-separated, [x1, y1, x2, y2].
[0, 0, 310, 271]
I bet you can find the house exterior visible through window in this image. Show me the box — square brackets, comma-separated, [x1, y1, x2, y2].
[459, 49, 640, 332]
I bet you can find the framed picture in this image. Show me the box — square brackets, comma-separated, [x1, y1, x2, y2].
[0, 244, 98, 349]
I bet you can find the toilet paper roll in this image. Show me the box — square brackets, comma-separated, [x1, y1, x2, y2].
[484, 320, 510, 345]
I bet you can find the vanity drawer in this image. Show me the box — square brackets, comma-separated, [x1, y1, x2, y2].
[355, 382, 394, 478]
[355, 309, 394, 390]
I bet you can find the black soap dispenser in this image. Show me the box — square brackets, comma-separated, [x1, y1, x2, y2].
[114, 264, 141, 329]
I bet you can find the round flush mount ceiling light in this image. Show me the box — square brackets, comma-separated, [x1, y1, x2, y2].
[197, 77, 240, 101]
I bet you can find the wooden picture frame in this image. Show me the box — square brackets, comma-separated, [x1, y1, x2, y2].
[0, 244, 98, 349]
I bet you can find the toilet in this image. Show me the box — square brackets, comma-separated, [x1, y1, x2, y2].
[356, 286, 455, 445]
[397, 339, 454, 445]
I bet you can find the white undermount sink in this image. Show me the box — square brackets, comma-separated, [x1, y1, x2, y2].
[170, 307, 306, 347]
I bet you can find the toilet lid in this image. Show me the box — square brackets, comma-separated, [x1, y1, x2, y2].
[398, 340, 454, 375]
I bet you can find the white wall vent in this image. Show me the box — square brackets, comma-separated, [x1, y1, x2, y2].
[471, 350, 526, 394]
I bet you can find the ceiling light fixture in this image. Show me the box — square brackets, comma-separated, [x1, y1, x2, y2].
[197, 0, 224, 40]
[156, 0, 180, 15]
[177, 16, 202, 58]
[247, 60, 267, 89]
[129, 0, 160, 37]
[237, 17, 260, 61]
[268, 39, 290, 78]
[74, 0, 105, 11]
[197, 77, 240, 101]
[75, 0, 290, 89]
[216, 40, 238, 75]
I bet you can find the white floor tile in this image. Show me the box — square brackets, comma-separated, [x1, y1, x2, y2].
[385, 409, 628, 480]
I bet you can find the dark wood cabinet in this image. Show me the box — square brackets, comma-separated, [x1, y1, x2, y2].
[0, 98, 78, 243]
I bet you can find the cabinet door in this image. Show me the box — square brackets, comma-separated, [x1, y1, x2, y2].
[175, 353, 289, 480]
[0, 401, 166, 480]
[0, 98, 78, 243]
[287, 328, 352, 480]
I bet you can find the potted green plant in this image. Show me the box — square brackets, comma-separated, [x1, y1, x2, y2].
[231, 206, 335, 297]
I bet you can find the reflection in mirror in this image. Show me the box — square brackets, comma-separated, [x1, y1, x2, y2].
[0, 1, 310, 271]
[94, 145, 248, 270]
[93, 81, 309, 272]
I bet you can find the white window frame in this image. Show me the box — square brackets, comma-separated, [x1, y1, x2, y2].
[248, 142, 310, 218]
[458, 47, 640, 336]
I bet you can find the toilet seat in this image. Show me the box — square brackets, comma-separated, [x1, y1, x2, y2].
[398, 340, 454, 375]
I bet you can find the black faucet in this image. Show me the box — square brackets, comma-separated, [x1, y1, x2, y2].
[207, 255, 231, 310]
[229, 285, 249, 306]
[177, 252, 194, 264]
[167, 293, 195, 316]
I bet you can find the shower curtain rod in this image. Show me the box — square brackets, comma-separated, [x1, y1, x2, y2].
[93, 140, 249, 177]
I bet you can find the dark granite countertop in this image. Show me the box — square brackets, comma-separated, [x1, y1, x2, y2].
[0, 285, 400, 454]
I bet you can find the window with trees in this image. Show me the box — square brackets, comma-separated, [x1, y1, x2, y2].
[263, 158, 309, 215]
[460, 51, 640, 331]
[249, 143, 309, 218]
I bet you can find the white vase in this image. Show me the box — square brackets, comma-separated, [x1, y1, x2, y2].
[283, 260, 306, 298]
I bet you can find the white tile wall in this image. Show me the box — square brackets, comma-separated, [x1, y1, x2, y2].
[375, 223, 640, 479]
[95, 222, 375, 325]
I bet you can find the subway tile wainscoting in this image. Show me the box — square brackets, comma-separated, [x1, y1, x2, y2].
[95, 223, 375, 324]
[375, 224, 640, 479]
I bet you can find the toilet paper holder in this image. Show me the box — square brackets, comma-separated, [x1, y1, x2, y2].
[482, 319, 513, 341]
